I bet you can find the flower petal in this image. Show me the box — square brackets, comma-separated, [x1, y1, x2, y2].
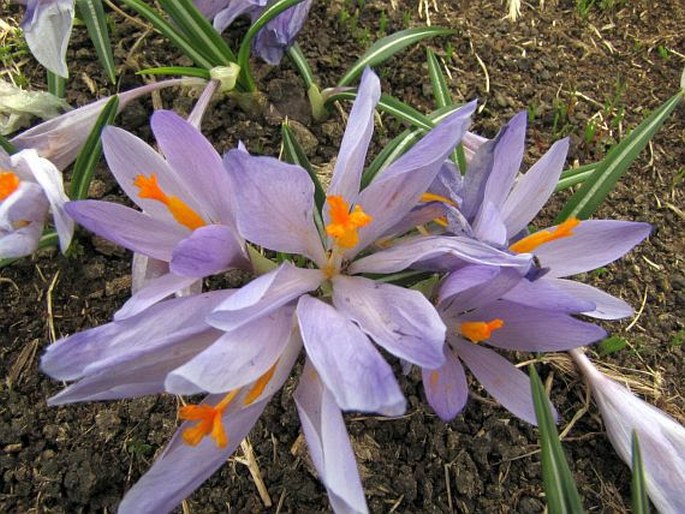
[294, 360, 369, 514]
[21, 0, 74, 77]
[332, 275, 445, 368]
[114, 272, 201, 320]
[502, 276, 596, 313]
[170, 224, 247, 277]
[550, 278, 633, 319]
[422, 349, 468, 421]
[296, 295, 406, 416]
[438, 265, 522, 308]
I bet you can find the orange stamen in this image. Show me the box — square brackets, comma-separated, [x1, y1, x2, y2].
[0, 171, 20, 201]
[460, 319, 504, 343]
[133, 174, 205, 230]
[178, 389, 239, 448]
[420, 192, 457, 207]
[244, 361, 278, 406]
[509, 218, 580, 254]
[325, 195, 372, 249]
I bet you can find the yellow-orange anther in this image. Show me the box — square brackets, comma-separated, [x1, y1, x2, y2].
[325, 195, 373, 249]
[509, 218, 580, 254]
[243, 361, 278, 406]
[133, 174, 205, 230]
[420, 192, 457, 207]
[460, 319, 504, 343]
[178, 389, 239, 448]
[0, 171, 20, 201]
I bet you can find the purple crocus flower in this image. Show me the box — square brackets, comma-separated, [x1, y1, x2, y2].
[65, 109, 249, 318]
[570, 348, 685, 514]
[0, 147, 73, 257]
[17, 0, 74, 77]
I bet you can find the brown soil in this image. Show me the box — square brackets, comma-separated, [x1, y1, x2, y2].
[1, 0, 683, 512]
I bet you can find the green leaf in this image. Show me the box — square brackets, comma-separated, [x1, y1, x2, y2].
[70, 96, 119, 200]
[598, 335, 628, 355]
[47, 71, 66, 98]
[555, 163, 597, 192]
[0, 134, 17, 155]
[631, 432, 650, 514]
[137, 66, 211, 79]
[326, 90, 433, 130]
[158, 0, 236, 65]
[529, 365, 584, 514]
[75, 0, 116, 84]
[338, 27, 455, 87]
[287, 43, 316, 90]
[238, 0, 308, 91]
[281, 121, 325, 211]
[556, 91, 682, 222]
[119, 0, 214, 69]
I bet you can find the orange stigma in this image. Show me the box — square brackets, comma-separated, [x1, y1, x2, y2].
[243, 361, 278, 406]
[419, 192, 457, 207]
[133, 174, 205, 230]
[509, 218, 580, 254]
[178, 390, 238, 448]
[460, 319, 504, 343]
[0, 171, 20, 201]
[325, 195, 372, 249]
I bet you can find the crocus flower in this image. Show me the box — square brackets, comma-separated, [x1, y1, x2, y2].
[65, 109, 249, 318]
[17, 0, 74, 77]
[0, 147, 72, 258]
[570, 348, 685, 514]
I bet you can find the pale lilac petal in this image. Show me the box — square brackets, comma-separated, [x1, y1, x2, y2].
[422, 349, 468, 421]
[0, 182, 47, 257]
[349, 235, 531, 275]
[21, 0, 74, 77]
[459, 301, 607, 351]
[332, 275, 445, 368]
[354, 101, 477, 253]
[502, 276, 595, 313]
[551, 278, 633, 319]
[471, 200, 507, 246]
[114, 273, 200, 320]
[452, 337, 554, 425]
[213, 0, 265, 33]
[65, 201, 184, 261]
[439, 266, 523, 310]
[0, 220, 44, 258]
[118, 397, 268, 514]
[531, 220, 652, 277]
[252, 0, 313, 65]
[170, 224, 247, 277]
[165, 305, 294, 394]
[151, 110, 234, 223]
[131, 254, 170, 294]
[297, 295, 406, 416]
[295, 360, 369, 514]
[501, 138, 569, 238]
[41, 291, 233, 381]
[226, 149, 326, 264]
[328, 68, 380, 202]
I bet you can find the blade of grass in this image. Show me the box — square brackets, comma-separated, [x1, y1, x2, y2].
[47, 71, 66, 98]
[76, 0, 117, 84]
[0, 134, 17, 154]
[338, 27, 455, 87]
[631, 432, 650, 514]
[137, 66, 212, 80]
[529, 365, 584, 514]
[326, 90, 432, 130]
[70, 96, 119, 200]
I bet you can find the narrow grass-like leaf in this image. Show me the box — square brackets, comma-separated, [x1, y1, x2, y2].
[158, 0, 236, 65]
[281, 121, 325, 211]
[70, 96, 119, 200]
[76, 0, 116, 84]
[555, 164, 597, 192]
[326, 90, 432, 129]
[631, 432, 650, 514]
[238, 0, 308, 91]
[530, 365, 584, 514]
[137, 66, 211, 80]
[338, 27, 455, 87]
[47, 71, 66, 98]
[0, 134, 17, 154]
[120, 0, 214, 69]
[556, 91, 682, 222]
[288, 43, 315, 89]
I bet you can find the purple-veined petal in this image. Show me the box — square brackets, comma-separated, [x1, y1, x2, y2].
[502, 276, 595, 313]
[353, 101, 477, 254]
[551, 278, 633, 319]
[212, 0, 265, 33]
[208, 262, 323, 331]
[225, 148, 326, 264]
[41, 290, 233, 381]
[21, 0, 74, 77]
[438, 266, 523, 310]
[296, 295, 406, 416]
[118, 396, 269, 514]
[65, 200, 185, 261]
[295, 360, 369, 514]
[165, 305, 294, 394]
[151, 110, 235, 224]
[422, 349, 468, 421]
[170, 224, 247, 277]
[328, 68, 380, 202]
[349, 235, 531, 275]
[501, 138, 569, 238]
[252, 0, 313, 65]
[452, 337, 555, 425]
[471, 200, 507, 246]
[332, 275, 445, 368]
[530, 220, 652, 277]
[114, 272, 201, 320]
